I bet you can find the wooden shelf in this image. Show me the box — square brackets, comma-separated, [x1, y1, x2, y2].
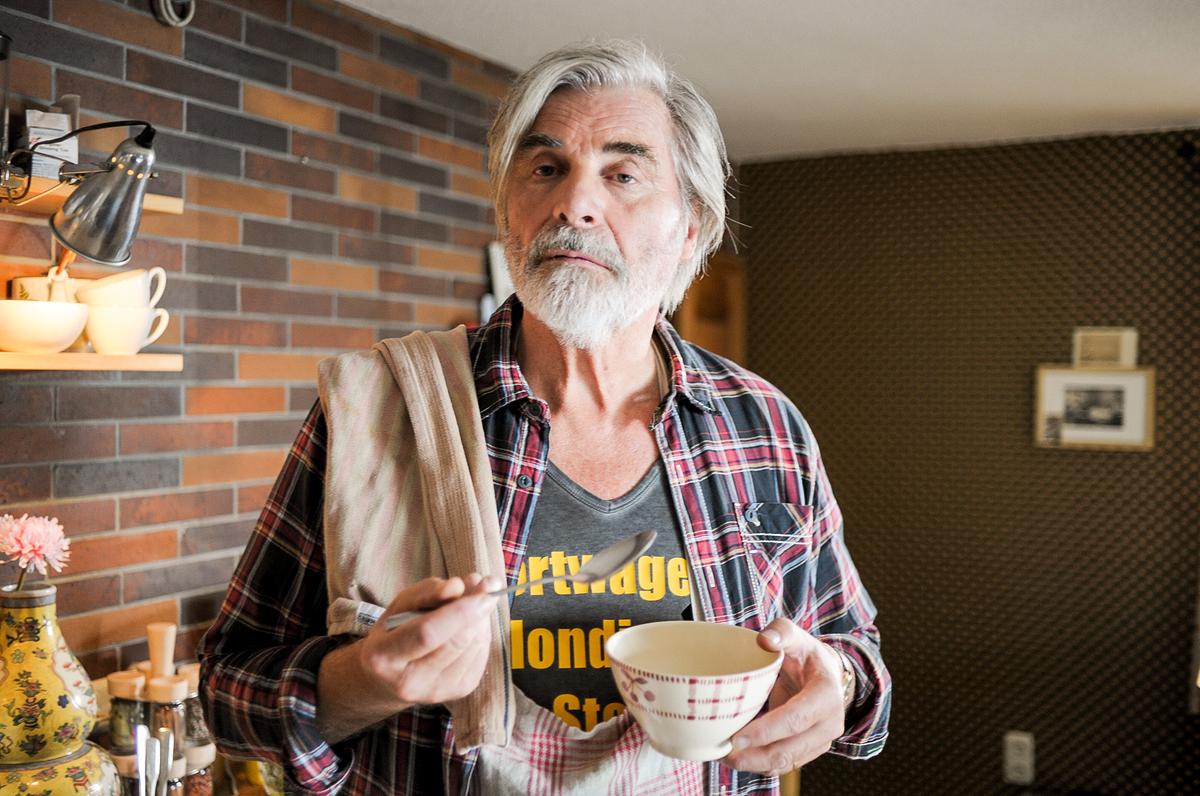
[0, 352, 183, 371]
[1, 176, 183, 217]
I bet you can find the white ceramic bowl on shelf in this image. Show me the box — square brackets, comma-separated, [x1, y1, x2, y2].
[0, 300, 89, 354]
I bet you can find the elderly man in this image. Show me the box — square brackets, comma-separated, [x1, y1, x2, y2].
[200, 40, 890, 795]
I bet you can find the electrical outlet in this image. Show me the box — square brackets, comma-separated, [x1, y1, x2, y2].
[1003, 730, 1035, 785]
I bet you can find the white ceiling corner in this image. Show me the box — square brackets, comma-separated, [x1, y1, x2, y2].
[342, 0, 1200, 161]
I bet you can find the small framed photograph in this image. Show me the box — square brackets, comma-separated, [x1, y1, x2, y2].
[1072, 327, 1138, 368]
[1034, 365, 1155, 451]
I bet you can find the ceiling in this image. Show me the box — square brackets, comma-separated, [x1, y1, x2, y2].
[341, 0, 1200, 162]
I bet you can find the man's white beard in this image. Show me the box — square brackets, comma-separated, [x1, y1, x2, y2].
[506, 226, 665, 350]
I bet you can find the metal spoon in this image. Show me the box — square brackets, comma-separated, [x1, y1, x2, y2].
[156, 727, 173, 796]
[384, 529, 657, 631]
[134, 724, 150, 796]
[141, 734, 159, 796]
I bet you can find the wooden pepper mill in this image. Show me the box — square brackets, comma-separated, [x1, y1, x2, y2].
[147, 621, 178, 678]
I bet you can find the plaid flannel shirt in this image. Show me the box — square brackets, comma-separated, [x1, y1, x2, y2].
[199, 296, 890, 795]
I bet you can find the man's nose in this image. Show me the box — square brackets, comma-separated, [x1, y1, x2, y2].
[552, 172, 602, 228]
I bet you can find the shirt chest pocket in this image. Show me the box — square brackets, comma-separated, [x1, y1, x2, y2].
[736, 502, 817, 620]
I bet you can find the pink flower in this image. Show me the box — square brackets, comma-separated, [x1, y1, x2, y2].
[0, 514, 71, 577]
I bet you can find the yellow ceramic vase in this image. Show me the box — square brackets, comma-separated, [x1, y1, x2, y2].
[0, 584, 117, 795]
[0, 743, 118, 795]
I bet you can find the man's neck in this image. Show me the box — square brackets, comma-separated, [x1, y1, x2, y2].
[517, 307, 662, 420]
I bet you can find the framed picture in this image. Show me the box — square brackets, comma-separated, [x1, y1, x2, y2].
[1034, 366, 1155, 450]
[1192, 582, 1200, 714]
[1072, 327, 1138, 368]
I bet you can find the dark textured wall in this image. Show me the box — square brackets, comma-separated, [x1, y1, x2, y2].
[741, 131, 1200, 794]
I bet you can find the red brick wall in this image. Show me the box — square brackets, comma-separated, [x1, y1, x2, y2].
[0, 0, 510, 677]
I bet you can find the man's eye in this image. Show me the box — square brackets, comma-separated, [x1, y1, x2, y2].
[613, 173, 635, 184]
[533, 164, 557, 177]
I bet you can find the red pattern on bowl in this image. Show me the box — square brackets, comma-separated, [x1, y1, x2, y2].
[607, 620, 783, 761]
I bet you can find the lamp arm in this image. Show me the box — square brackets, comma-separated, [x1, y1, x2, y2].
[0, 31, 12, 169]
[59, 162, 112, 180]
[25, 119, 155, 156]
[1, 120, 155, 202]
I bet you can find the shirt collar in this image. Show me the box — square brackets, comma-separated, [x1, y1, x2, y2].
[471, 295, 718, 418]
[653, 314, 718, 413]
[471, 295, 532, 419]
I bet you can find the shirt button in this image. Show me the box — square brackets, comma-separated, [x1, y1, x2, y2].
[517, 474, 533, 489]
[744, 507, 760, 525]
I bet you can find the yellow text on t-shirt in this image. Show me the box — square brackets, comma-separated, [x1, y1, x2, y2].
[513, 553, 691, 600]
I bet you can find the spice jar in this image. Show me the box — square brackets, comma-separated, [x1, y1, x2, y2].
[176, 661, 211, 747]
[148, 674, 189, 771]
[106, 670, 148, 756]
[111, 752, 138, 796]
[184, 742, 217, 796]
[167, 756, 187, 796]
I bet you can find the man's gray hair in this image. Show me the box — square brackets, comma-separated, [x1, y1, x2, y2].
[488, 40, 730, 314]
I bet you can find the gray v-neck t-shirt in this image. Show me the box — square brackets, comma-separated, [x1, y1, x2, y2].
[508, 460, 692, 732]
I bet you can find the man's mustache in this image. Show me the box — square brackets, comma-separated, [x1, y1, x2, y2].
[525, 226, 626, 277]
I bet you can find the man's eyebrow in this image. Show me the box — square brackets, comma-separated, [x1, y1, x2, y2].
[603, 141, 655, 163]
[517, 132, 562, 150]
[516, 133, 656, 164]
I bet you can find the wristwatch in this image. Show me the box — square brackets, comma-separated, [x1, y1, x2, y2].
[837, 650, 856, 710]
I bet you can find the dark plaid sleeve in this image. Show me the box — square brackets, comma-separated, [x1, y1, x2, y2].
[791, 410, 891, 758]
[198, 402, 354, 795]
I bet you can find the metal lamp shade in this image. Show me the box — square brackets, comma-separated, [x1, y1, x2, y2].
[49, 133, 156, 267]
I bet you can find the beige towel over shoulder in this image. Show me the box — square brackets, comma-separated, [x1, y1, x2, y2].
[317, 326, 512, 751]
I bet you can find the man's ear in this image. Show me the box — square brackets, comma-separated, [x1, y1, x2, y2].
[680, 204, 701, 263]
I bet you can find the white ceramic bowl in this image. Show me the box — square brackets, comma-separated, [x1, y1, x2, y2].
[0, 300, 89, 354]
[606, 620, 783, 761]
